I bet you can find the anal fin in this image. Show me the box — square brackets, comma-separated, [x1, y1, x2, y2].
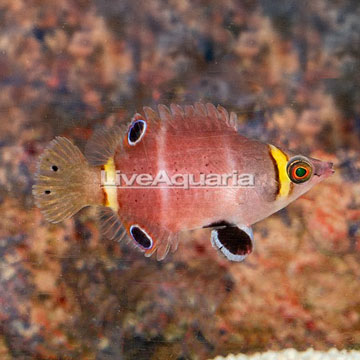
[98, 206, 179, 261]
[98, 206, 127, 242]
[127, 221, 180, 261]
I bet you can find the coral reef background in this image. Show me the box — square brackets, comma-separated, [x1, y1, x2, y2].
[0, 0, 359, 359]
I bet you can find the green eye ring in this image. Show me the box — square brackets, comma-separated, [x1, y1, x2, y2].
[286, 156, 313, 184]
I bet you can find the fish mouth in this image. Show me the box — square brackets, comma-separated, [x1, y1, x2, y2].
[323, 162, 335, 178]
[315, 161, 335, 178]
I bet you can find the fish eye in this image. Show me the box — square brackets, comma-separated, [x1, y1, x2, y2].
[130, 225, 153, 249]
[128, 120, 146, 146]
[286, 156, 313, 184]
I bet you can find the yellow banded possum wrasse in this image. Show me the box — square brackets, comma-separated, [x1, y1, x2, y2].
[33, 103, 334, 261]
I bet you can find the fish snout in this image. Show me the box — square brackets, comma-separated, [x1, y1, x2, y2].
[329, 162, 335, 170]
[324, 161, 335, 177]
[314, 161, 335, 178]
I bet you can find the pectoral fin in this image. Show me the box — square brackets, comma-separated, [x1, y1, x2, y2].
[209, 222, 254, 262]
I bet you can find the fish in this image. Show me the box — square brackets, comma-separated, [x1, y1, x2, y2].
[33, 103, 334, 261]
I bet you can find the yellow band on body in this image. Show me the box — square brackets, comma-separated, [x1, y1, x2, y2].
[103, 157, 119, 212]
[269, 144, 291, 198]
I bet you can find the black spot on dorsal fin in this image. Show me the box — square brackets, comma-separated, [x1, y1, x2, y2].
[128, 119, 146, 145]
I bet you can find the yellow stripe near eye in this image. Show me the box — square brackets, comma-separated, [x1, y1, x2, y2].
[103, 157, 119, 212]
[269, 144, 291, 198]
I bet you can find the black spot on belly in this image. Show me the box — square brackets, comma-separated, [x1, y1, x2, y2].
[130, 225, 153, 249]
[217, 227, 252, 255]
[203, 220, 232, 229]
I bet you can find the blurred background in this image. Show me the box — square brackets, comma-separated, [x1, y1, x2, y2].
[0, 0, 360, 359]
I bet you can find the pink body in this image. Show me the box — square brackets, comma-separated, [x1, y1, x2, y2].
[115, 116, 277, 233]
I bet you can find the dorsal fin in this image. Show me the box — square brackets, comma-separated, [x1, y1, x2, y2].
[153, 103, 239, 132]
[85, 103, 238, 165]
[143, 106, 161, 123]
[85, 125, 126, 166]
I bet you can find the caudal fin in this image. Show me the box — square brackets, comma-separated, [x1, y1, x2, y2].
[33, 137, 102, 223]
